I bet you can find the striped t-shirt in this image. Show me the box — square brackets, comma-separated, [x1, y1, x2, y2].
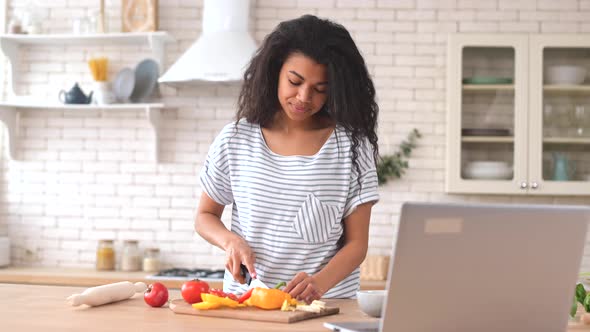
[199, 119, 379, 298]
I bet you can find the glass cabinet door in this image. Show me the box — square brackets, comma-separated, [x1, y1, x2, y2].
[447, 34, 528, 194]
[461, 47, 515, 180]
[529, 35, 590, 195]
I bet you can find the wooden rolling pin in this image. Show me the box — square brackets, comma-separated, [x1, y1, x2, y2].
[67, 281, 147, 307]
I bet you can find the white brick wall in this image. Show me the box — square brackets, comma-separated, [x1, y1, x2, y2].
[1, 0, 590, 271]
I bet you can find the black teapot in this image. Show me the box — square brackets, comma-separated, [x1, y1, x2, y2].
[59, 83, 93, 104]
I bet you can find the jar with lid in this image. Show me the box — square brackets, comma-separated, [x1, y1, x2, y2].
[96, 240, 115, 271]
[142, 248, 161, 272]
[121, 240, 142, 272]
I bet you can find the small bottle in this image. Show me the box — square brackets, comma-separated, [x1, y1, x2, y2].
[96, 240, 115, 271]
[121, 240, 141, 272]
[143, 248, 161, 272]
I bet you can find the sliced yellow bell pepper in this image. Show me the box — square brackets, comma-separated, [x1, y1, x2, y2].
[201, 293, 240, 307]
[192, 301, 222, 310]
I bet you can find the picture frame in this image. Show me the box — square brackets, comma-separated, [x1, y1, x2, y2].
[122, 0, 158, 32]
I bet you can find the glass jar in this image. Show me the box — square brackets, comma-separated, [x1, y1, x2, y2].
[142, 248, 161, 272]
[121, 240, 141, 272]
[8, 16, 23, 34]
[96, 240, 115, 271]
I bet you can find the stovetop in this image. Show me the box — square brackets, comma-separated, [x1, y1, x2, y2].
[146, 268, 225, 281]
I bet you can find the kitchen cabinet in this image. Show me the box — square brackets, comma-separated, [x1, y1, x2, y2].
[446, 33, 590, 195]
[0, 32, 173, 161]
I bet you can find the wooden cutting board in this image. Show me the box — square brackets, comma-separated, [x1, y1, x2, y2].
[169, 299, 339, 323]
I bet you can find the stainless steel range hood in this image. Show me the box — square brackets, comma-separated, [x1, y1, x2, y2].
[158, 0, 257, 84]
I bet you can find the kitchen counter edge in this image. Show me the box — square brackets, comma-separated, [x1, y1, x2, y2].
[0, 266, 386, 290]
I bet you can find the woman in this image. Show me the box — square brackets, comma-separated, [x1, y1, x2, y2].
[195, 15, 379, 303]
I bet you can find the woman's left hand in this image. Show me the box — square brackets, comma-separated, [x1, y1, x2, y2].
[283, 272, 326, 304]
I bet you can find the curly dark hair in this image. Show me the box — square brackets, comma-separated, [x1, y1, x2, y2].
[236, 14, 379, 174]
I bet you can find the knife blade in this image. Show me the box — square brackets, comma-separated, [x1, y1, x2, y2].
[248, 277, 269, 290]
[240, 263, 269, 289]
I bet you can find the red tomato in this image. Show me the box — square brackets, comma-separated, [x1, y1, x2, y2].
[144, 282, 169, 307]
[208, 288, 227, 298]
[181, 279, 210, 304]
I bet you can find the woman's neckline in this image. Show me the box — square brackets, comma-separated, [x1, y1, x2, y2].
[257, 124, 337, 158]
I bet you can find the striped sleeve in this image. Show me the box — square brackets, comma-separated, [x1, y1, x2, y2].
[199, 125, 234, 205]
[343, 138, 379, 218]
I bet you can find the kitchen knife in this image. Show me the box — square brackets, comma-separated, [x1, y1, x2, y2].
[240, 263, 269, 289]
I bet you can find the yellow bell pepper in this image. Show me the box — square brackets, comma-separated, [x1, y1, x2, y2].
[192, 301, 222, 310]
[202, 293, 241, 307]
[244, 287, 292, 310]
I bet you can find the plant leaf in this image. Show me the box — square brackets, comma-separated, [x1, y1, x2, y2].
[572, 296, 579, 318]
[583, 292, 590, 312]
[576, 283, 587, 305]
[376, 129, 421, 186]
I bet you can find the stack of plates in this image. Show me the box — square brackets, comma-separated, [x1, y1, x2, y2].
[463, 161, 513, 180]
[112, 58, 159, 103]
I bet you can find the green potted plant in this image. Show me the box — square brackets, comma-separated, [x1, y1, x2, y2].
[377, 129, 421, 186]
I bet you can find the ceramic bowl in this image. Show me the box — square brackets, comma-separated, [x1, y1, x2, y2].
[466, 161, 508, 169]
[545, 65, 587, 85]
[463, 161, 513, 180]
[356, 290, 386, 318]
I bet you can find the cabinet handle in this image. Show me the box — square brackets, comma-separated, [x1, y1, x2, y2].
[520, 182, 528, 189]
[531, 182, 539, 189]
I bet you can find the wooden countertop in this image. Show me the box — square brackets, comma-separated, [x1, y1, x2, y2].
[1, 283, 377, 332]
[3, 283, 588, 332]
[0, 266, 386, 290]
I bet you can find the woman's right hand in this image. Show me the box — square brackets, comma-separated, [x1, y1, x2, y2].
[224, 235, 257, 284]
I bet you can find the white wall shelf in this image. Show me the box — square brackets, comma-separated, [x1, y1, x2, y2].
[0, 32, 174, 97]
[0, 32, 173, 45]
[0, 102, 165, 161]
[0, 31, 175, 162]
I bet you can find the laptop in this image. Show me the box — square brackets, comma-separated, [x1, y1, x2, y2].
[325, 202, 590, 332]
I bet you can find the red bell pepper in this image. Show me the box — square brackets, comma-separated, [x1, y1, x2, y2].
[238, 288, 254, 304]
